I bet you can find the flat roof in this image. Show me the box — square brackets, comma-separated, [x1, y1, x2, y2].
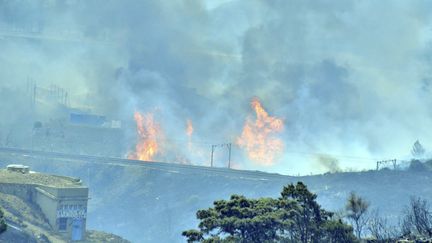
[0, 169, 85, 188]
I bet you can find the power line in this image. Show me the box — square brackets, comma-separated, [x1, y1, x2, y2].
[376, 159, 397, 170]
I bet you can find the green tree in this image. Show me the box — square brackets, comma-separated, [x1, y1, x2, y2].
[183, 195, 283, 243]
[345, 192, 369, 239]
[0, 207, 6, 235]
[183, 182, 357, 243]
[182, 230, 203, 243]
[322, 219, 358, 243]
[279, 182, 329, 242]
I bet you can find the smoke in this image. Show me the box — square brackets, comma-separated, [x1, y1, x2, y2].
[2, 0, 432, 173]
[315, 155, 341, 173]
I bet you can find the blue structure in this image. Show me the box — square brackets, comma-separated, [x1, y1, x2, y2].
[70, 113, 106, 126]
[72, 218, 84, 241]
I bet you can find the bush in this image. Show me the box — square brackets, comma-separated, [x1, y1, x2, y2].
[409, 160, 428, 172]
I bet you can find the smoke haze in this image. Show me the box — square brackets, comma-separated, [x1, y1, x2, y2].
[1, 0, 432, 174]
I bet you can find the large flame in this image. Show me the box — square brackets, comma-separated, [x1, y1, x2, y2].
[128, 111, 161, 161]
[181, 118, 207, 166]
[236, 97, 284, 166]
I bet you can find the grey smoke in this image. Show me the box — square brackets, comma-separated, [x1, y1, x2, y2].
[316, 154, 341, 173]
[1, 0, 432, 173]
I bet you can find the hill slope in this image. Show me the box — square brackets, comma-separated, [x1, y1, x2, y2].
[0, 152, 430, 242]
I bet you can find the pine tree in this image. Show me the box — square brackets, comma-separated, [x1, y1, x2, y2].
[412, 140, 426, 158]
[183, 182, 358, 242]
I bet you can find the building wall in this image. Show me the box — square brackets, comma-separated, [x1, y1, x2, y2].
[0, 182, 89, 241]
[35, 187, 58, 227]
[36, 185, 88, 240]
[39, 186, 88, 198]
[57, 199, 88, 239]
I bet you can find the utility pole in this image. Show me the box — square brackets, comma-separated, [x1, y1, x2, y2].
[33, 83, 37, 107]
[210, 145, 216, 167]
[227, 143, 232, 169]
[210, 143, 232, 168]
[376, 159, 397, 170]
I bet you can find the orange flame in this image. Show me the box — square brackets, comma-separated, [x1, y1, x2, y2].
[185, 118, 195, 154]
[128, 111, 161, 161]
[186, 119, 194, 137]
[236, 97, 284, 166]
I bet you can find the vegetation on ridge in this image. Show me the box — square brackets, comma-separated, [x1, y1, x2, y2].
[183, 182, 357, 243]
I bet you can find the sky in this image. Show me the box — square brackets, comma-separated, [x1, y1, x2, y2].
[1, 0, 432, 174]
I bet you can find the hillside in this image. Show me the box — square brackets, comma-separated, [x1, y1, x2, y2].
[0, 152, 431, 242]
[0, 191, 130, 243]
[0, 165, 130, 243]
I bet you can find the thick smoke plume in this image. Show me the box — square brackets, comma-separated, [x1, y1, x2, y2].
[2, 0, 432, 174]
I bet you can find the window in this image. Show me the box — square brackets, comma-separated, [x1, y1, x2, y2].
[58, 217, 67, 231]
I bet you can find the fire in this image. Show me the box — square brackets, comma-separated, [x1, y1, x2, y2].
[128, 111, 161, 161]
[236, 97, 284, 166]
[185, 118, 195, 154]
[186, 119, 194, 137]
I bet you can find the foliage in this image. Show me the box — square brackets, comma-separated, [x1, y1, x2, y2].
[411, 140, 426, 158]
[367, 209, 398, 241]
[401, 197, 432, 237]
[0, 207, 6, 235]
[182, 230, 203, 243]
[345, 192, 369, 239]
[279, 182, 330, 242]
[183, 194, 282, 243]
[409, 159, 428, 172]
[322, 219, 358, 243]
[183, 182, 357, 243]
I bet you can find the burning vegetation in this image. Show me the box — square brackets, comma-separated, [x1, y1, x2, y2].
[186, 118, 194, 152]
[129, 98, 284, 166]
[128, 111, 162, 161]
[186, 119, 194, 138]
[236, 98, 284, 166]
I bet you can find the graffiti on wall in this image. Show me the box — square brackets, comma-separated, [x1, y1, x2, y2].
[57, 204, 87, 219]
